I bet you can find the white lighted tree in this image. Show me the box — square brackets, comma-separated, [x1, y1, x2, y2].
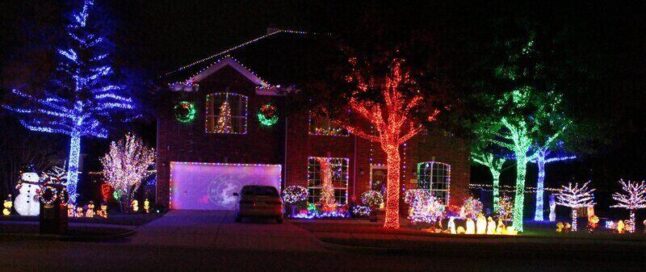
[100, 133, 155, 212]
[555, 181, 595, 231]
[611, 179, 646, 233]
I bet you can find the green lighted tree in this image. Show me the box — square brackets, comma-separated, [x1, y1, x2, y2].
[486, 87, 568, 231]
[471, 135, 506, 212]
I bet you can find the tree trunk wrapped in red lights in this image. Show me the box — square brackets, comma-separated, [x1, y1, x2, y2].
[342, 58, 440, 229]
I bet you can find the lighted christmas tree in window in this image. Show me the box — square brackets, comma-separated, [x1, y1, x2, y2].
[214, 100, 233, 133]
[316, 158, 336, 211]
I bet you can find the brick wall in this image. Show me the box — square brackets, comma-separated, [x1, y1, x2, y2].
[157, 65, 471, 208]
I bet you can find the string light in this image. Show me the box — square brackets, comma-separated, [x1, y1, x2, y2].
[205, 93, 248, 134]
[486, 87, 569, 231]
[164, 29, 308, 77]
[307, 157, 349, 206]
[342, 58, 440, 229]
[555, 181, 595, 231]
[1, 0, 138, 203]
[530, 148, 577, 221]
[611, 179, 646, 233]
[471, 151, 506, 212]
[100, 133, 155, 211]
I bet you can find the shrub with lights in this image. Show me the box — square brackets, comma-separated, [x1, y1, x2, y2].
[404, 189, 446, 225]
[361, 190, 384, 208]
[281, 185, 308, 217]
[460, 196, 483, 220]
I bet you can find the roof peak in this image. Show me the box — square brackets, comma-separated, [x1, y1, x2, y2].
[163, 28, 308, 77]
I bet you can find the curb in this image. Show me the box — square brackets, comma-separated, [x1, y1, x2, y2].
[0, 228, 137, 242]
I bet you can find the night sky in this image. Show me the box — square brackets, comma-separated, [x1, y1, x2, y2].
[1, 1, 645, 197]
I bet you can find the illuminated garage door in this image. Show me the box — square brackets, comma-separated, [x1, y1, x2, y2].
[170, 162, 282, 210]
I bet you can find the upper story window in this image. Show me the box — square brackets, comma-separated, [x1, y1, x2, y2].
[206, 92, 248, 134]
[308, 111, 348, 136]
[417, 161, 451, 204]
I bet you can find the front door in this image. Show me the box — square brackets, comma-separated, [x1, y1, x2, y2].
[370, 164, 387, 197]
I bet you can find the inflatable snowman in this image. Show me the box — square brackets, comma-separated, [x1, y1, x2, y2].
[14, 167, 42, 216]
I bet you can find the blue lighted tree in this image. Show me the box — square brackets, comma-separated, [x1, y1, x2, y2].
[529, 141, 576, 222]
[2, 0, 137, 203]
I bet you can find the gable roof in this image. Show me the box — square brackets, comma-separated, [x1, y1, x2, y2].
[164, 29, 337, 94]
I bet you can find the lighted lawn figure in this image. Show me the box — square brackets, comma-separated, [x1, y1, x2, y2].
[342, 58, 440, 229]
[100, 133, 155, 212]
[611, 180, 646, 233]
[555, 181, 595, 231]
[471, 141, 506, 212]
[530, 147, 576, 221]
[2, 0, 138, 203]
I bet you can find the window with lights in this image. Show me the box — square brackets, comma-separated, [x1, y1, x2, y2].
[205, 92, 248, 134]
[417, 161, 451, 204]
[308, 111, 348, 136]
[307, 157, 349, 204]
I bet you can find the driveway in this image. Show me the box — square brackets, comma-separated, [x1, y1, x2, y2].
[132, 210, 325, 252]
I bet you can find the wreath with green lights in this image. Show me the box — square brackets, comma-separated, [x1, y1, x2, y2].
[174, 101, 196, 123]
[257, 103, 278, 126]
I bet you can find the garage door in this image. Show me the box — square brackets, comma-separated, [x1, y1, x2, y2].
[170, 162, 282, 210]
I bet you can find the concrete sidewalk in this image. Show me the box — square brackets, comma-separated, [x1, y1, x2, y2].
[131, 210, 326, 252]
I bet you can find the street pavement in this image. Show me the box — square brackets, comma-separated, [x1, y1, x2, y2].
[0, 211, 644, 271]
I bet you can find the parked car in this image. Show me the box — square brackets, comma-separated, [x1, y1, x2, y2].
[235, 185, 283, 223]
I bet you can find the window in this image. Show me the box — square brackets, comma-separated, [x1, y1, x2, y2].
[307, 157, 349, 204]
[417, 161, 451, 204]
[308, 111, 348, 136]
[206, 92, 248, 134]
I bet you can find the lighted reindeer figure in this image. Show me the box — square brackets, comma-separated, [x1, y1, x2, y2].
[555, 181, 595, 231]
[611, 180, 646, 233]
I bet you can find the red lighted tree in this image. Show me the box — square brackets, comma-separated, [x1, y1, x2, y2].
[342, 58, 440, 229]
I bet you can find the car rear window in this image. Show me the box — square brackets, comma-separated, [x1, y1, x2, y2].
[241, 186, 278, 196]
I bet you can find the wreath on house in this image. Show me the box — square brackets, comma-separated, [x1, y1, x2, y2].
[174, 101, 196, 123]
[257, 103, 278, 127]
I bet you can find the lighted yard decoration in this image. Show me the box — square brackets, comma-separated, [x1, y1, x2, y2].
[497, 195, 513, 221]
[342, 58, 440, 229]
[3, 195, 12, 216]
[404, 189, 445, 224]
[14, 167, 42, 216]
[460, 196, 483, 220]
[282, 185, 308, 204]
[555, 181, 595, 231]
[530, 146, 576, 221]
[483, 87, 569, 231]
[2, 0, 138, 204]
[100, 133, 155, 212]
[361, 190, 384, 208]
[611, 179, 646, 233]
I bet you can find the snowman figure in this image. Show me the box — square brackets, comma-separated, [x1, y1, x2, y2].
[14, 166, 42, 216]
